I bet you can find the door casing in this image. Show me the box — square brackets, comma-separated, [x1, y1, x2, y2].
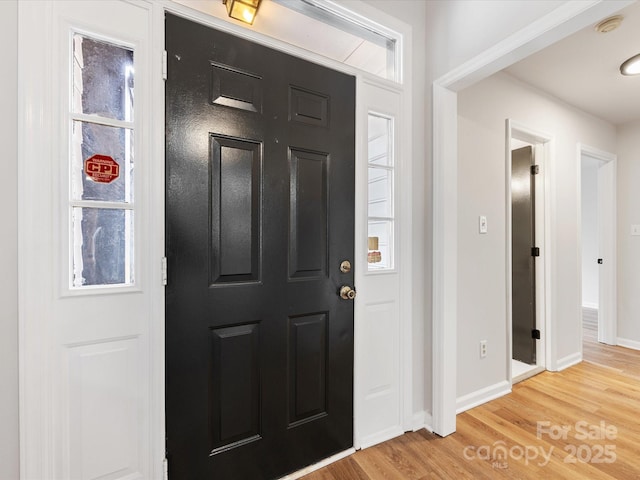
[505, 119, 554, 378]
[156, 0, 417, 451]
[577, 144, 617, 347]
[506, 120, 552, 381]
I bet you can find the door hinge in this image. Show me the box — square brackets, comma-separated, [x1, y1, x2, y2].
[532, 329, 541, 340]
[531, 165, 539, 175]
[598, 258, 603, 264]
[163, 456, 169, 480]
[162, 50, 168, 81]
[162, 257, 168, 286]
[531, 247, 540, 257]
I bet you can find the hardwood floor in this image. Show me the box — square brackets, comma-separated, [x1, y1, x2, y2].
[302, 326, 640, 479]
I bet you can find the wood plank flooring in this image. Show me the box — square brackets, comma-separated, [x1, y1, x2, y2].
[302, 326, 640, 479]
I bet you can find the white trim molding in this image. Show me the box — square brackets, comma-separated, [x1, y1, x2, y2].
[616, 338, 640, 351]
[577, 143, 617, 347]
[358, 426, 406, 451]
[506, 120, 555, 378]
[18, 2, 58, 477]
[556, 352, 582, 371]
[412, 410, 432, 433]
[456, 380, 511, 415]
[431, 83, 457, 437]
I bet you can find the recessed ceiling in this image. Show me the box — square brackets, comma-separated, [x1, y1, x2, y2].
[505, 2, 640, 126]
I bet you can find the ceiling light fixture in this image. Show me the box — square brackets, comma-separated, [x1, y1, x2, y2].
[222, 0, 262, 25]
[620, 53, 640, 76]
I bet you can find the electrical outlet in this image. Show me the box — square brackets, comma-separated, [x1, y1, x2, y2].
[480, 340, 487, 358]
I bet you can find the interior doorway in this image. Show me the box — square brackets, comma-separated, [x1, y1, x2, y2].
[580, 155, 602, 335]
[511, 145, 538, 370]
[508, 123, 550, 384]
[579, 145, 617, 346]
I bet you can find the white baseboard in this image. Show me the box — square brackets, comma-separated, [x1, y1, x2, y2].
[582, 302, 598, 310]
[358, 425, 405, 450]
[616, 337, 640, 351]
[556, 352, 582, 371]
[278, 448, 355, 480]
[456, 380, 511, 414]
[410, 410, 433, 433]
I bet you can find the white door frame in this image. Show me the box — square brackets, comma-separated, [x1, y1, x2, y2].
[156, 0, 416, 451]
[506, 121, 554, 381]
[577, 144, 617, 346]
[431, 0, 633, 436]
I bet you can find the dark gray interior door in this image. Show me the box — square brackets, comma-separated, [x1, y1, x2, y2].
[512, 146, 537, 365]
[165, 13, 355, 480]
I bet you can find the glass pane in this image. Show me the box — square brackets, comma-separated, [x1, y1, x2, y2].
[368, 115, 392, 166]
[344, 38, 396, 80]
[73, 34, 134, 122]
[368, 220, 393, 270]
[272, 0, 397, 81]
[368, 167, 392, 217]
[72, 208, 134, 287]
[71, 121, 133, 202]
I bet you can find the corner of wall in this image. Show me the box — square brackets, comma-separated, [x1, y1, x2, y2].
[0, 1, 20, 479]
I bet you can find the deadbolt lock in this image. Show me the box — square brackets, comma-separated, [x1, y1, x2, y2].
[339, 285, 357, 300]
[340, 260, 352, 273]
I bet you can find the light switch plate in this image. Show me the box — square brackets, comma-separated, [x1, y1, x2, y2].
[632, 225, 640, 236]
[479, 215, 488, 234]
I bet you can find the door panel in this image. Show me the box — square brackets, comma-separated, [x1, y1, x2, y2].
[597, 159, 616, 344]
[165, 14, 355, 480]
[210, 136, 261, 284]
[512, 146, 536, 364]
[355, 82, 404, 448]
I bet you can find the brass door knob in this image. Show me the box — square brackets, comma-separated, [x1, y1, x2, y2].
[339, 285, 357, 300]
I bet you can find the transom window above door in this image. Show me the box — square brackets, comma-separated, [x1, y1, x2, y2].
[174, 0, 403, 82]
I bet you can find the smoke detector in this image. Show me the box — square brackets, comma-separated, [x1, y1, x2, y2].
[595, 15, 624, 33]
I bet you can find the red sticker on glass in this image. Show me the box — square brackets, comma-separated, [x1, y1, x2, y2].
[84, 154, 120, 184]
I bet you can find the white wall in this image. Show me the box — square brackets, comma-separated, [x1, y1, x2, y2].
[0, 1, 19, 478]
[616, 121, 640, 344]
[424, 0, 566, 81]
[422, 0, 603, 423]
[581, 156, 600, 309]
[457, 71, 617, 399]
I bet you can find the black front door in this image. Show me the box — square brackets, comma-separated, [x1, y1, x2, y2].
[165, 14, 355, 480]
[512, 146, 537, 365]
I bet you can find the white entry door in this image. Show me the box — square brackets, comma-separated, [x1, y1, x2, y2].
[19, 2, 160, 478]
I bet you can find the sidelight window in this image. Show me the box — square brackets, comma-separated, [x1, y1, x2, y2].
[367, 113, 394, 271]
[70, 34, 135, 288]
